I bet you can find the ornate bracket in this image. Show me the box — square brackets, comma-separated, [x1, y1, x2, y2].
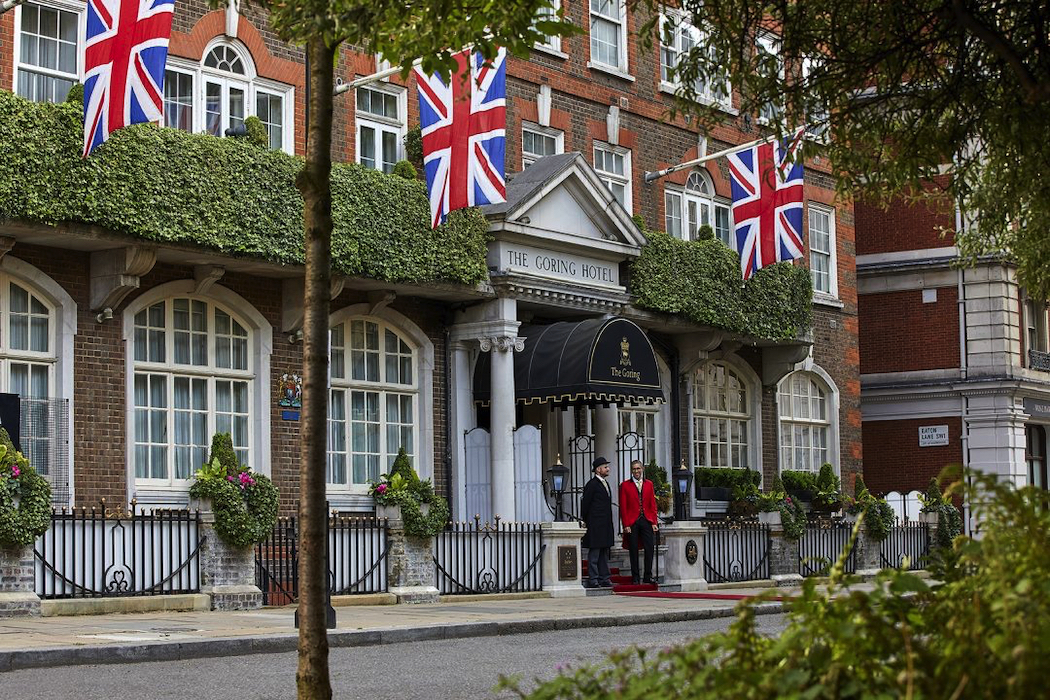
[367, 289, 395, 315]
[0, 237, 15, 262]
[479, 335, 525, 352]
[90, 246, 157, 312]
[193, 265, 225, 295]
[281, 275, 351, 333]
[225, 0, 239, 38]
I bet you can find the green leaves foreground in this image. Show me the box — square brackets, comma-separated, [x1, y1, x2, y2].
[501, 472, 1050, 699]
[0, 90, 490, 287]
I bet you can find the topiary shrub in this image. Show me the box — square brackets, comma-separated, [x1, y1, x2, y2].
[243, 116, 268, 148]
[189, 432, 278, 549]
[695, 223, 715, 240]
[392, 159, 417, 180]
[369, 448, 449, 538]
[781, 469, 818, 495]
[0, 429, 51, 549]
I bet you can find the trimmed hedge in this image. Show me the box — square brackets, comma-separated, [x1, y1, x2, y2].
[631, 231, 813, 340]
[0, 90, 490, 286]
[694, 466, 761, 490]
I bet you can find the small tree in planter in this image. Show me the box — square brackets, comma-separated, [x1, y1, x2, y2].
[0, 429, 50, 549]
[843, 476, 895, 541]
[812, 463, 842, 513]
[189, 433, 279, 549]
[781, 470, 817, 503]
[369, 448, 449, 538]
[643, 459, 673, 514]
[919, 476, 964, 550]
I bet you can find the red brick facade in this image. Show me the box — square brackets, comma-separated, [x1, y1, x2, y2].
[862, 417, 962, 495]
[858, 288, 960, 374]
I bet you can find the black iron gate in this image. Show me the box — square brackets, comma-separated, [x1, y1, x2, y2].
[880, 521, 930, 570]
[564, 434, 594, 521]
[255, 516, 299, 606]
[433, 518, 545, 594]
[800, 519, 856, 576]
[702, 518, 770, 583]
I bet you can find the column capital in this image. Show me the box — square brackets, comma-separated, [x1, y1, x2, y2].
[479, 335, 525, 353]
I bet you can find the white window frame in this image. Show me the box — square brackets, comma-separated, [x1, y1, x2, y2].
[802, 56, 829, 141]
[124, 281, 272, 505]
[521, 122, 564, 169]
[593, 142, 632, 213]
[534, 0, 565, 56]
[808, 203, 838, 300]
[777, 368, 839, 476]
[161, 42, 295, 154]
[658, 11, 732, 110]
[1025, 295, 1048, 355]
[588, 0, 630, 76]
[0, 258, 76, 505]
[664, 170, 733, 245]
[691, 362, 752, 470]
[355, 84, 407, 174]
[756, 32, 784, 124]
[11, 0, 84, 103]
[618, 408, 660, 466]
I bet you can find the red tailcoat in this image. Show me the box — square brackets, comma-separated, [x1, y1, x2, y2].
[619, 478, 658, 529]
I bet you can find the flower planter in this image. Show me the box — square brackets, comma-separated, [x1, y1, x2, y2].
[729, 500, 758, 518]
[757, 510, 781, 526]
[786, 489, 814, 504]
[376, 502, 429, 521]
[842, 512, 859, 523]
[810, 500, 842, 515]
[918, 511, 939, 525]
[696, 486, 732, 502]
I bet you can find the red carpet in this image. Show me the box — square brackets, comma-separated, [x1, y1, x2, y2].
[616, 590, 790, 601]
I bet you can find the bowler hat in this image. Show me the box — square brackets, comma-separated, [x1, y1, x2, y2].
[592, 456, 610, 470]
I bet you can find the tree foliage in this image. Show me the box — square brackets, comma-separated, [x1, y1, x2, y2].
[502, 472, 1050, 699]
[641, 0, 1050, 298]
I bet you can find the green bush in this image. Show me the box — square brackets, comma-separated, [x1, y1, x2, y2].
[0, 90, 490, 288]
[502, 471, 1050, 700]
[631, 231, 812, 341]
[243, 116, 268, 148]
[813, 463, 842, 508]
[920, 474, 964, 550]
[0, 429, 51, 548]
[392, 159, 417, 180]
[694, 467, 760, 490]
[781, 469, 818, 493]
[369, 448, 448, 538]
[643, 459, 671, 499]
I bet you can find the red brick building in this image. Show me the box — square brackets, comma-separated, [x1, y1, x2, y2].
[0, 0, 859, 519]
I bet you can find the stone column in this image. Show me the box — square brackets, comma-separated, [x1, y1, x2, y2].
[0, 545, 41, 617]
[593, 405, 618, 472]
[658, 521, 708, 592]
[484, 334, 524, 522]
[198, 510, 263, 610]
[853, 526, 883, 577]
[450, 339, 475, 522]
[766, 522, 802, 586]
[386, 514, 440, 604]
[540, 521, 586, 597]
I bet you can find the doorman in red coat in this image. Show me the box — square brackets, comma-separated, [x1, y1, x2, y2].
[619, 459, 659, 584]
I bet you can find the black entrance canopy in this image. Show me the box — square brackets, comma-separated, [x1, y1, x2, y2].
[474, 317, 663, 407]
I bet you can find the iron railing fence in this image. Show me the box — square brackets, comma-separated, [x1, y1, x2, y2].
[800, 518, 857, 577]
[34, 500, 201, 599]
[880, 521, 930, 571]
[255, 513, 389, 605]
[434, 518, 544, 594]
[702, 517, 771, 583]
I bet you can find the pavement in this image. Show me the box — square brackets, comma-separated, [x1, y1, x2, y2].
[0, 585, 788, 672]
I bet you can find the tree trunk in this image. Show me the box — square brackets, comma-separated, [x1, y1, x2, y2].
[296, 35, 335, 700]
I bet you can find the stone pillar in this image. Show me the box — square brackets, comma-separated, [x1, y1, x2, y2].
[386, 515, 439, 604]
[0, 545, 41, 617]
[450, 339, 475, 522]
[658, 521, 708, 592]
[485, 335, 523, 522]
[593, 405, 618, 472]
[766, 522, 802, 586]
[965, 392, 1028, 486]
[198, 511, 263, 610]
[540, 521, 587, 597]
[853, 527, 882, 576]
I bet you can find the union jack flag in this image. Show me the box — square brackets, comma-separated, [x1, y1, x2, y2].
[82, 0, 175, 157]
[414, 49, 507, 228]
[726, 128, 806, 279]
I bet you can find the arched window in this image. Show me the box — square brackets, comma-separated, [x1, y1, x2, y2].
[664, 169, 732, 245]
[131, 297, 253, 488]
[692, 362, 751, 468]
[778, 371, 831, 473]
[328, 317, 418, 491]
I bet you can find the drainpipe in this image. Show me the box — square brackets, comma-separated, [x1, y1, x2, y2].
[956, 206, 967, 381]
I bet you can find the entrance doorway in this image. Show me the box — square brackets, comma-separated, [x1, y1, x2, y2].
[1026, 425, 1047, 489]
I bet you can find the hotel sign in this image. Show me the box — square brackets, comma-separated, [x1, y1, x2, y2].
[1024, 398, 1050, 419]
[489, 241, 620, 288]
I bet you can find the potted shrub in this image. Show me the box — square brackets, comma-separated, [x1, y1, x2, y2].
[695, 467, 758, 502]
[757, 475, 786, 525]
[188, 433, 279, 549]
[730, 480, 760, 517]
[811, 463, 842, 513]
[369, 448, 449, 538]
[781, 470, 817, 503]
[0, 428, 51, 550]
[643, 459, 673, 514]
[918, 476, 964, 548]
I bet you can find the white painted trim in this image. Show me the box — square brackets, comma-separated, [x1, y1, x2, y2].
[807, 201, 839, 300]
[777, 364, 840, 476]
[11, 0, 85, 100]
[122, 280, 273, 505]
[857, 247, 960, 267]
[328, 304, 435, 488]
[0, 256, 77, 506]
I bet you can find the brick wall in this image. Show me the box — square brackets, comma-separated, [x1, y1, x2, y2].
[855, 187, 956, 256]
[0, 10, 12, 96]
[862, 417, 962, 494]
[858, 287, 960, 374]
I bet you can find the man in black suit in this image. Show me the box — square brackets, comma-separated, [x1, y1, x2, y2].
[581, 456, 615, 588]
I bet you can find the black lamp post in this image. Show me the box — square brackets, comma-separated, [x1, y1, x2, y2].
[673, 460, 693, 522]
[548, 456, 569, 522]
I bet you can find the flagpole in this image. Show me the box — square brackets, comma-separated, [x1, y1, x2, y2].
[333, 61, 419, 96]
[0, 0, 27, 15]
[642, 128, 805, 184]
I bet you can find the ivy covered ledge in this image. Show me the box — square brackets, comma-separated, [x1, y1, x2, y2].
[0, 89, 492, 295]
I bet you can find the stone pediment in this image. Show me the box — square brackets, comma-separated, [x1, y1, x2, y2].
[483, 153, 646, 253]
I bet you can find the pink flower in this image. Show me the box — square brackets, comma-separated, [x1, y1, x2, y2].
[227, 475, 236, 482]
[239, 471, 256, 488]
[11, 464, 19, 478]
[376, 484, 387, 494]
